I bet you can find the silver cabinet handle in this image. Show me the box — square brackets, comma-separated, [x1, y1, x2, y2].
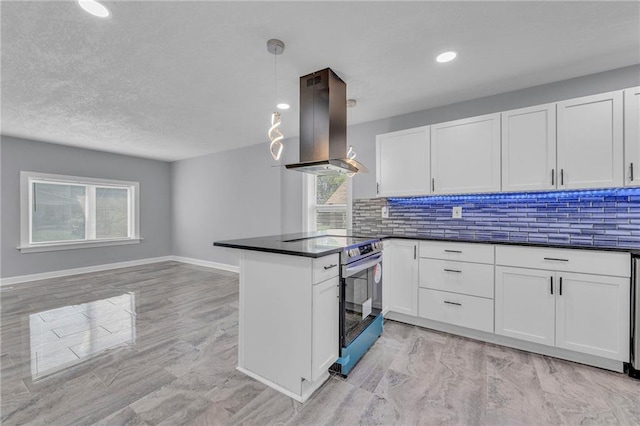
[444, 301, 462, 306]
[560, 169, 564, 185]
[631, 163, 635, 182]
[376, 183, 380, 194]
[444, 269, 462, 273]
[550, 276, 554, 295]
[413, 245, 417, 260]
[444, 250, 462, 253]
[432, 178, 435, 192]
[324, 264, 338, 270]
[544, 257, 569, 262]
[551, 169, 555, 186]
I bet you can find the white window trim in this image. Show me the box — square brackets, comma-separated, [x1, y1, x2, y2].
[302, 173, 353, 232]
[19, 171, 141, 253]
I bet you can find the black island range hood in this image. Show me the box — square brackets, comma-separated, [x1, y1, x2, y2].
[285, 68, 367, 175]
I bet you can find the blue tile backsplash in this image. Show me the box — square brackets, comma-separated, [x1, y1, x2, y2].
[352, 188, 640, 248]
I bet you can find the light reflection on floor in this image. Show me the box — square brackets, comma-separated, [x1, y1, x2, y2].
[29, 292, 136, 379]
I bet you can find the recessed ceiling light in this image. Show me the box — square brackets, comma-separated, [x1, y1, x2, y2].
[277, 103, 290, 110]
[77, 0, 111, 18]
[436, 51, 457, 63]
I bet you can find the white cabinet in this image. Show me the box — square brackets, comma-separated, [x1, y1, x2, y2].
[311, 276, 339, 382]
[555, 273, 629, 360]
[239, 250, 339, 402]
[502, 104, 556, 192]
[624, 86, 640, 186]
[418, 241, 495, 333]
[383, 239, 418, 316]
[376, 126, 430, 197]
[431, 113, 501, 194]
[495, 246, 630, 362]
[557, 91, 624, 189]
[495, 267, 557, 346]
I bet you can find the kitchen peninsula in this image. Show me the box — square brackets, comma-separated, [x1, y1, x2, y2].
[214, 233, 345, 402]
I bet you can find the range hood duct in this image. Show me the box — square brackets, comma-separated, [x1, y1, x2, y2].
[285, 68, 367, 175]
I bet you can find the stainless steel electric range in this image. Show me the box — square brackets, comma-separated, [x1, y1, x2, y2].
[332, 236, 384, 376]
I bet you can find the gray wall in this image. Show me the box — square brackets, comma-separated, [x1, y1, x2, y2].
[0, 136, 172, 279]
[3, 65, 638, 274]
[171, 143, 282, 267]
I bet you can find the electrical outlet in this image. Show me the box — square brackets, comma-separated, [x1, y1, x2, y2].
[381, 206, 389, 219]
[452, 206, 462, 219]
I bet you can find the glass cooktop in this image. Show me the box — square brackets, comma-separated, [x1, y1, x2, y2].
[281, 235, 376, 249]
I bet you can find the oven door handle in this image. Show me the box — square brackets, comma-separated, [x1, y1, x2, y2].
[342, 253, 382, 278]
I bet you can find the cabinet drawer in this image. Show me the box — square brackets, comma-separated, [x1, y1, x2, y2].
[312, 254, 340, 284]
[495, 246, 630, 277]
[418, 288, 494, 333]
[419, 241, 495, 264]
[419, 259, 494, 298]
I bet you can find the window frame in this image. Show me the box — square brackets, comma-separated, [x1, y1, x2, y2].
[19, 171, 141, 253]
[302, 173, 352, 233]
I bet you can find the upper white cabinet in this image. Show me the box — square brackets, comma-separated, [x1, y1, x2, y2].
[376, 126, 430, 197]
[375, 87, 632, 197]
[431, 113, 501, 194]
[502, 104, 557, 192]
[624, 86, 640, 187]
[557, 91, 624, 189]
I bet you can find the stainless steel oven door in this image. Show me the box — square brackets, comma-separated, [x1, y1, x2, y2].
[340, 253, 383, 348]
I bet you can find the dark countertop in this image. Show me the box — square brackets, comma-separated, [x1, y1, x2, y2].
[377, 234, 640, 255]
[215, 232, 640, 257]
[214, 232, 347, 258]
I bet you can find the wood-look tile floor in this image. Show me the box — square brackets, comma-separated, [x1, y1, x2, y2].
[2, 261, 640, 425]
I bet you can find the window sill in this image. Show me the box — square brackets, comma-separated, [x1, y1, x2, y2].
[17, 238, 143, 254]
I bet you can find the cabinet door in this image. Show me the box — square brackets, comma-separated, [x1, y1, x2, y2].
[311, 276, 339, 382]
[495, 266, 555, 346]
[555, 273, 630, 361]
[502, 104, 556, 192]
[383, 240, 418, 316]
[431, 113, 501, 194]
[376, 126, 430, 197]
[625, 87, 640, 187]
[557, 91, 623, 189]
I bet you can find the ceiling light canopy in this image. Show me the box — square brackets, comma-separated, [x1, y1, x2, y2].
[436, 51, 457, 63]
[77, 0, 110, 18]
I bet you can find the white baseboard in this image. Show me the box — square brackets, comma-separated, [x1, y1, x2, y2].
[0, 256, 174, 287]
[0, 255, 238, 287]
[170, 256, 239, 273]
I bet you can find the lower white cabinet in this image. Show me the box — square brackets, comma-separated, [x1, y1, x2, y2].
[495, 267, 557, 346]
[383, 239, 418, 316]
[555, 272, 629, 360]
[311, 276, 339, 382]
[239, 250, 339, 401]
[418, 288, 494, 333]
[495, 266, 630, 361]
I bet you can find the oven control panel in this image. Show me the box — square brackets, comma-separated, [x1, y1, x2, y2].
[343, 240, 383, 261]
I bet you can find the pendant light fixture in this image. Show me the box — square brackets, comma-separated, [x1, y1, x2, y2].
[267, 39, 285, 161]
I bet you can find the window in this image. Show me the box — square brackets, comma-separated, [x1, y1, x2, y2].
[304, 174, 351, 232]
[20, 172, 140, 253]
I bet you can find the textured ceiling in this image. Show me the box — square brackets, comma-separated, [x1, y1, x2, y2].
[2, 1, 639, 162]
